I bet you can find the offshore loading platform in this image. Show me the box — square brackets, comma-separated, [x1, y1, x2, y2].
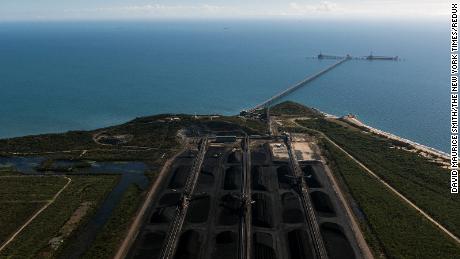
[317, 52, 399, 61]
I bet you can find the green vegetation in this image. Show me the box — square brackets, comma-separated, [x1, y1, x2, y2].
[271, 101, 323, 117]
[82, 150, 168, 164]
[0, 114, 266, 156]
[297, 118, 460, 237]
[0, 131, 97, 154]
[0, 165, 19, 176]
[0, 202, 44, 246]
[321, 141, 460, 258]
[0, 176, 69, 245]
[102, 116, 182, 150]
[0, 177, 67, 201]
[83, 184, 144, 259]
[0, 175, 118, 258]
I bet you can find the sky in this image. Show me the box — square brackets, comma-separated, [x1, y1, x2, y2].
[0, 0, 449, 21]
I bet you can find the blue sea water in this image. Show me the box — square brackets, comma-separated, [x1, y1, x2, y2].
[0, 20, 449, 151]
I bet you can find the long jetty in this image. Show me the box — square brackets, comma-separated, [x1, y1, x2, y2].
[247, 57, 349, 112]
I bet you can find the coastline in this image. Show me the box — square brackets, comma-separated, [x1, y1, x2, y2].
[340, 114, 450, 161]
[310, 107, 449, 162]
[0, 106, 449, 163]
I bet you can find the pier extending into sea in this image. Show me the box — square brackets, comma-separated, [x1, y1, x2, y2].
[245, 53, 398, 113]
[246, 57, 349, 113]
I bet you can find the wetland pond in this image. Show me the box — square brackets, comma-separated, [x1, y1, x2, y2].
[0, 156, 149, 258]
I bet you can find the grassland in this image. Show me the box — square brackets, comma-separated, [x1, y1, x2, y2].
[0, 175, 118, 258]
[296, 118, 460, 237]
[0, 166, 19, 176]
[270, 101, 323, 117]
[0, 202, 44, 246]
[0, 177, 68, 201]
[0, 176, 68, 245]
[321, 140, 460, 258]
[83, 184, 144, 259]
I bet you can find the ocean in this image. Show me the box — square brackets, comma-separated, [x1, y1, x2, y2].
[0, 20, 449, 151]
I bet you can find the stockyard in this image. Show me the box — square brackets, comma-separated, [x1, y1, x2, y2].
[128, 133, 364, 259]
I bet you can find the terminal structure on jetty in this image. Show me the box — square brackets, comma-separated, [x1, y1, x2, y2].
[317, 52, 399, 61]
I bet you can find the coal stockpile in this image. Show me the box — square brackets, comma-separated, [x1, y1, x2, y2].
[133, 231, 166, 259]
[301, 165, 322, 188]
[310, 191, 336, 217]
[197, 168, 215, 190]
[169, 165, 191, 189]
[252, 232, 277, 259]
[218, 193, 241, 225]
[129, 141, 363, 259]
[281, 192, 304, 223]
[205, 147, 226, 159]
[251, 193, 273, 228]
[175, 145, 244, 259]
[186, 195, 211, 223]
[252, 152, 267, 164]
[150, 192, 182, 224]
[223, 166, 242, 190]
[249, 142, 318, 259]
[251, 165, 271, 191]
[320, 223, 356, 259]
[211, 231, 238, 259]
[251, 150, 267, 164]
[150, 206, 176, 224]
[297, 162, 362, 258]
[174, 230, 202, 259]
[159, 193, 182, 206]
[227, 150, 242, 163]
[277, 165, 292, 189]
[287, 229, 314, 259]
[171, 144, 244, 259]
